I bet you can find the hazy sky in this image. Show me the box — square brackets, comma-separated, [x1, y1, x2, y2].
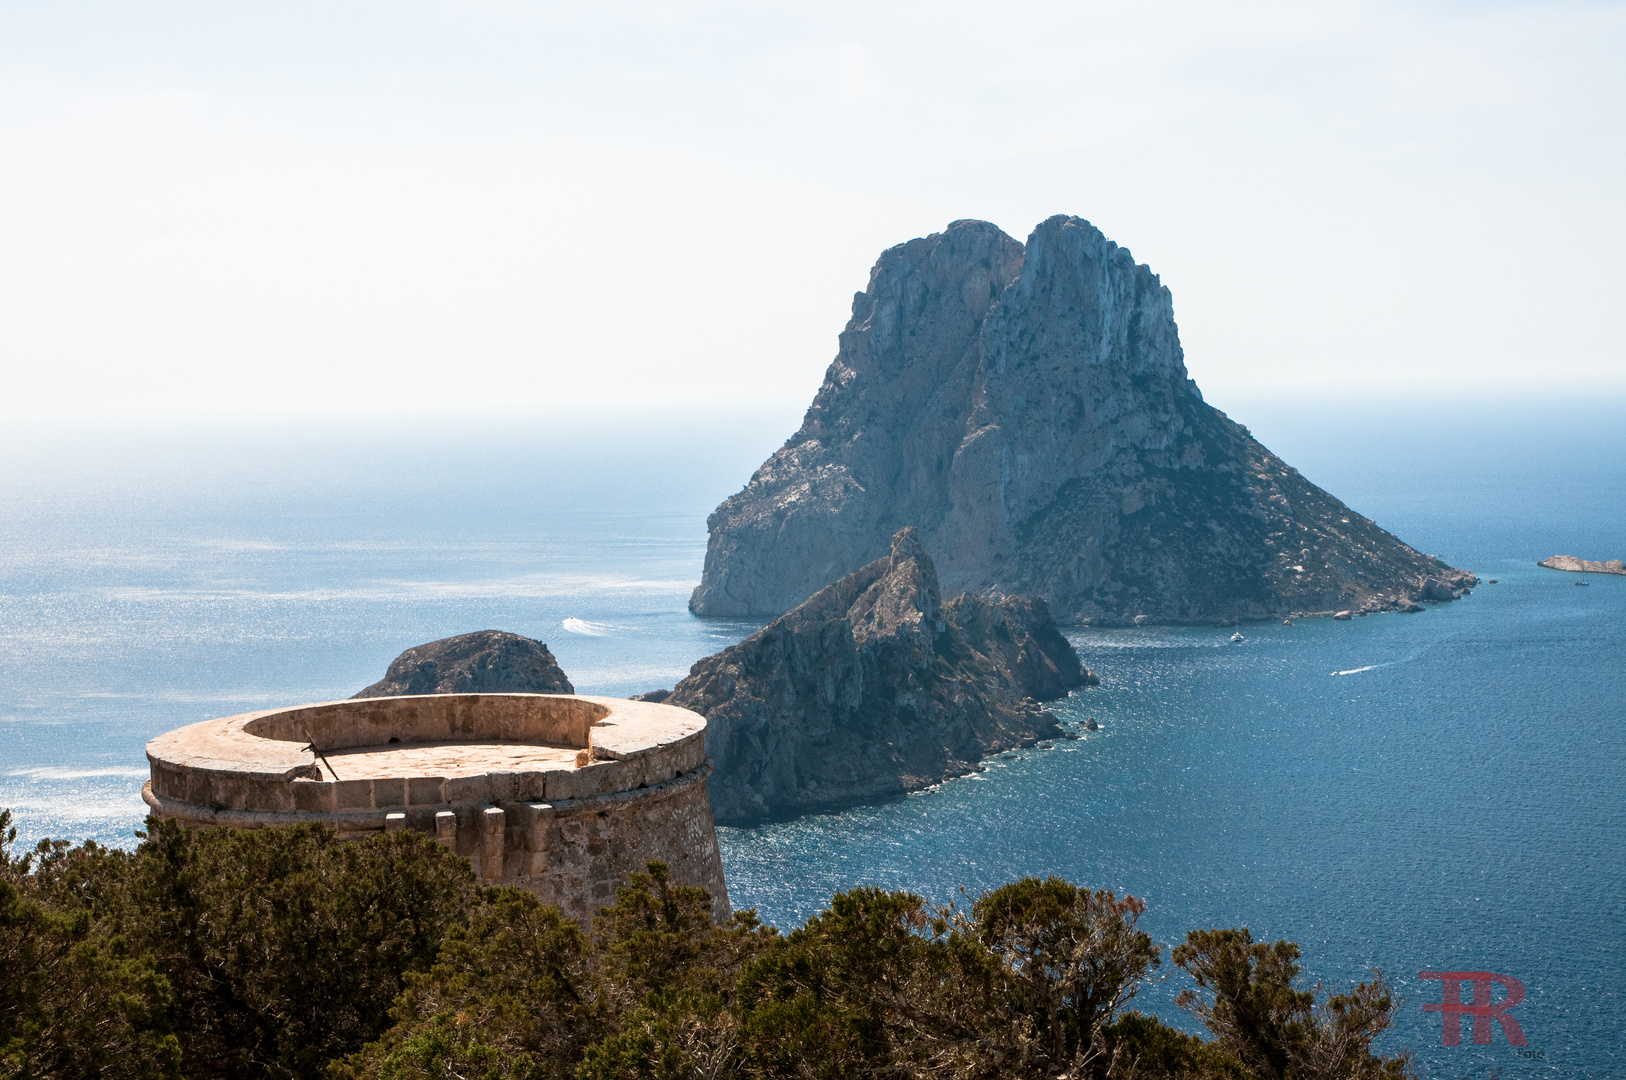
[2, 1, 1622, 421]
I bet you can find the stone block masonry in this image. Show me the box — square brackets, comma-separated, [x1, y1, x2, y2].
[142, 694, 730, 923]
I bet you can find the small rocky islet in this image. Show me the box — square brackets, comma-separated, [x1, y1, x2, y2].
[1538, 555, 1625, 576]
[354, 629, 573, 698]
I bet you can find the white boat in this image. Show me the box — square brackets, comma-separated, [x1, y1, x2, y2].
[1231, 631, 1245, 644]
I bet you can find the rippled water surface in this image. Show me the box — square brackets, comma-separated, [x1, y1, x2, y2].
[2, 402, 1622, 1076]
[721, 577, 1625, 1074]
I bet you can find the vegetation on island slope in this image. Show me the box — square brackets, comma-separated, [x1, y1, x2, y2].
[1, 809, 1412, 1080]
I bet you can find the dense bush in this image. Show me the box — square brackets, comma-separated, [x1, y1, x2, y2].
[8, 810, 473, 1079]
[1, 812, 179, 1080]
[1172, 930, 1411, 1080]
[0, 809, 1413, 1080]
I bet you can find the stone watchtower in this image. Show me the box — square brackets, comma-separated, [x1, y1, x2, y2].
[142, 694, 729, 922]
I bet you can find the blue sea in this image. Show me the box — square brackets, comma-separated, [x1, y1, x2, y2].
[2, 399, 1622, 1077]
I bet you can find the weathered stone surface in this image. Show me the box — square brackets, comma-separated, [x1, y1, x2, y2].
[356, 630, 573, 698]
[651, 527, 1095, 823]
[1538, 555, 1626, 575]
[143, 694, 728, 923]
[691, 216, 1476, 624]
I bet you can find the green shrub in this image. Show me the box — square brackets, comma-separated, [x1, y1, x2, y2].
[1173, 928, 1412, 1080]
[11, 814, 473, 1080]
[3, 810, 1415, 1080]
[0, 809, 180, 1080]
[332, 886, 600, 1080]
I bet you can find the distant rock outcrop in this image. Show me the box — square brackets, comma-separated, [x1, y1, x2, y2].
[355, 630, 574, 698]
[1538, 555, 1626, 576]
[690, 215, 1476, 624]
[647, 527, 1095, 823]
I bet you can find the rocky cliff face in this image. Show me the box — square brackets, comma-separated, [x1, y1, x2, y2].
[355, 630, 574, 698]
[691, 216, 1476, 624]
[649, 528, 1094, 823]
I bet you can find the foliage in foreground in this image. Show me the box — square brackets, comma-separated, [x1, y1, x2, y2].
[5, 808, 473, 1080]
[0, 808, 1413, 1080]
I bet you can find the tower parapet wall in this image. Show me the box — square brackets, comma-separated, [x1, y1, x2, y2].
[142, 694, 730, 922]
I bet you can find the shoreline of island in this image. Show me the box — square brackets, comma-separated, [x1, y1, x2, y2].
[1538, 555, 1626, 576]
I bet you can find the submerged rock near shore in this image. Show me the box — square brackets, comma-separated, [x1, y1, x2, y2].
[355, 630, 574, 698]
[646, 527, 1095, 823]
[691, 216, 1476, 624]
[1538, 555, 1626, 576]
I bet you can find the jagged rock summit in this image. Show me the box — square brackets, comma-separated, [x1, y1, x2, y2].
[355, 630, 574, 698]
[691, 215, 1475, 624]
[646, 527, 1095, 823]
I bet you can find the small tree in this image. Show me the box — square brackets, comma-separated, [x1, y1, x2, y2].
[335, 886, 603, 1080]
[96, 817, 475, 1080]
[579, 862, 774, 1080]
[736, 886, 984, 1077]
[593, 862, 771, 1006]
[0, 809, 181, 1080]
[968, 878, 1160, 1075]
[1172, 928, 1412, 1080]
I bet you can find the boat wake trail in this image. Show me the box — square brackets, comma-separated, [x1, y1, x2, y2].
[1331, 642, 1432, 678]
[562, 618, 622, 636]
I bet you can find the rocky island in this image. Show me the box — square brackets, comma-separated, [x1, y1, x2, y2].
[1538, 555, 1626, 576]
[641, 527, 1095, 823]
[355, 630, 573, 698]
[691, 215, 1476, 624]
